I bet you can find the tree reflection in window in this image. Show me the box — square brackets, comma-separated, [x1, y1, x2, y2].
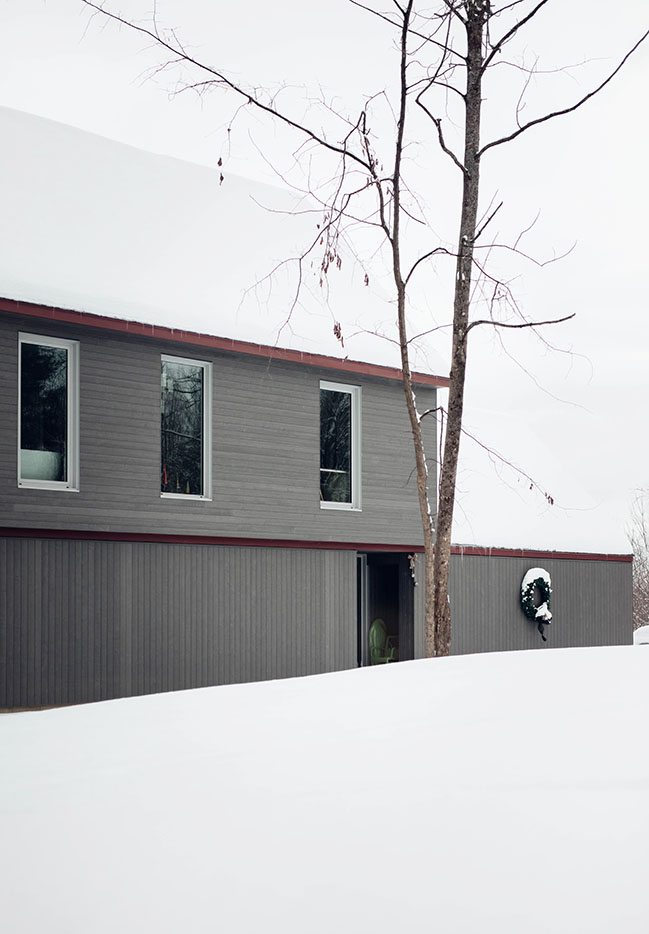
[20, 343, 68, 482]
[161, 360, 204, 495]
[320, 388, 352, 503]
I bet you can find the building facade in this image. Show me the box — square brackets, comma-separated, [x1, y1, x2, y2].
[0, 300, 632, 708]
[1, 298, 444, 706]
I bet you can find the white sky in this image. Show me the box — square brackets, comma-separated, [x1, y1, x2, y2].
[0, 0, 647, 552]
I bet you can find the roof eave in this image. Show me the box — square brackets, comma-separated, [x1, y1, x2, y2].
[0, 296, 449, 388]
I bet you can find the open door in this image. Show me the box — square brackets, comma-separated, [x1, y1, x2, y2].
[357, 552, 414, 665]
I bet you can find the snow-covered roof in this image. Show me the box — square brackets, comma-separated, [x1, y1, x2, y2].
[0, 105, 444, 376]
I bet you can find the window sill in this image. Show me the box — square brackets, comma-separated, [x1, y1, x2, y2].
[18, 481, 79, 492]
[160, 492, 213, 502]
[320, 501, 362, 512]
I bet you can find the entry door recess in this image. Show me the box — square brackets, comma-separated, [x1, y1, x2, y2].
[357, 552, 414, 665]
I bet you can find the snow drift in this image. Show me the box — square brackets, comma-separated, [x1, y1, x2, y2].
[2, 645, 648, 933]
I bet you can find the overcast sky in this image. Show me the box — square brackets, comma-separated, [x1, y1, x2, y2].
[0, 0, 647, 552]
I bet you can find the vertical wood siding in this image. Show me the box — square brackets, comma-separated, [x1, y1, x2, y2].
[0, 537, 356, 707]
[413, 553, 426, 658]
[0, 538, 631, 707]
[449, 552, 632, 654]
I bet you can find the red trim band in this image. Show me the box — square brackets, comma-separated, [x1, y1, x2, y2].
[0, 527, 632, 561]
[0, 297, 449, 388]
[0, 527, 424, 553]
[450, 544, 632, 563]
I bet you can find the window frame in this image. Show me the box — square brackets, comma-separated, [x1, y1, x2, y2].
[160, 353, 212, 502]
[319, 379, 362, 511]
[18, 332, 80, 492]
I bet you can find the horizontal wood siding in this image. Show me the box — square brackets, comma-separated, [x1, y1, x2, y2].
[0, 314, 436, 545]
[449, 553, 632, 654]
[0, 537, 357, 707]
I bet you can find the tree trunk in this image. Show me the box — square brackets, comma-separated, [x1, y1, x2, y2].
[387, 0, 437, 657]
[396, 321, 436, 658]
[432, 0, 487, 657]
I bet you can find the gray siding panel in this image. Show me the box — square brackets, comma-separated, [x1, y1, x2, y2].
[0, 314, 437, 547]
[1, 537, 357, 707]
[1, 538, 631, 707]
[449, 552, 632, 654]
[413, 553, 426, 659]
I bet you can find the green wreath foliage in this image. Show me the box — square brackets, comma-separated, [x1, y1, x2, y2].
[521, 575, 552, 620]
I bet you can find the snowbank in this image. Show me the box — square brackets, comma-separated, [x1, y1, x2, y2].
[2, 646, 648, 933]
[633, 624, 649, 645]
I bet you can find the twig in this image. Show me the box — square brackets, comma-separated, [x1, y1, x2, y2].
[479, 27, 649, 156]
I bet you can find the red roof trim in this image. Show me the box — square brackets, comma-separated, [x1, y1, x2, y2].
[0, 527, 633, 561]
[0, 297, 449, 387]
[450, 544, 632, 563]
[0, 527, 424, 553]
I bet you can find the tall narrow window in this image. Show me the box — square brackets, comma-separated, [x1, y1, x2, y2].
[161, 355, 211, 499]
[320, 380, 361, 509]
[18, 333, 79, 490]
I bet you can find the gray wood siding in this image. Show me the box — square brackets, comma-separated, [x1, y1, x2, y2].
[0, 314, 436, 545]
[449, 552, 632, 654]
[413, 553, 426, 658]
[1, 537, 630, 707]
[0, 537, 356, 707]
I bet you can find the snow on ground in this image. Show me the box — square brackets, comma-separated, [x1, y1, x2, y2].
[2, 645, 648, 933]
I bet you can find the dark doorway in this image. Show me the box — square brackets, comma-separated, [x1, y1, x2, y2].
[357, 552, 415, 666]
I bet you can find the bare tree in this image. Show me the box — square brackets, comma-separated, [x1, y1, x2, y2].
[79, 0, 648, 656]
[629, 491, 649, 631]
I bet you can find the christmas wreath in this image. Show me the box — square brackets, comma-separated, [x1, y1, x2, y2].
[520, 567, 552, 641]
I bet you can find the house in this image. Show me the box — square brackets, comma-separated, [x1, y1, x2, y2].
[0, 296, 444, 705]
[0, 108, 632, 708]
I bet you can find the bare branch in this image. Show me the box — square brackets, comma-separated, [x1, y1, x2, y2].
[79, 0, 374, 173]
[473, 239, 576, 267]
[441, 0, 467, 25]
[434, 405, 558, 508]
[405, 246, 454, 286]
[460, 419, 556, 506]
[350, 0, 464, 63]
[466, 312, 575, 334]
[491, 0, 533, 14]
[514, 53, 538, 127]
[482, 0, 552, 72]
[474, 200, 503, 241]
[406, 322, 454, 344]
[513, 209, 540, 251]
[417, 100, 467, 173]
[419, 405, 443, 419]
[479, 27, 649, 156]
[348, 1, 400, 30]
[409, 70, 466, 101]
[488, 55, 597, 78]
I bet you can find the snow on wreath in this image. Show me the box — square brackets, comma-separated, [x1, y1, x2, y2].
[520, 567, 552, 642]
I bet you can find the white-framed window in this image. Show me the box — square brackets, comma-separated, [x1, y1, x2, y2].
[161, 354, 212, 500]
[18, 333, 79, 491]
[320, 380, 361, 510]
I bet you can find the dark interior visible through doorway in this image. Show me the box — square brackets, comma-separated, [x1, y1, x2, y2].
[357, 552, 414, 666]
